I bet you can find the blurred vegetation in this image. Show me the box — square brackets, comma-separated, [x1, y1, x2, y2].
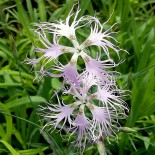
[0, 0, 155, 154]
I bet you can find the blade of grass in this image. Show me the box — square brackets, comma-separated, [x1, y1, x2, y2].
[26, 0, 35, 22]
[0, 140, 19, 155]
[5, 96, 46, 109]
[0, 125, 7, 140]
[15, 0, 32, 40]
[0, 103, 12, 142]
[12, 125, 26, 149]
[17, 147, 49, 155]
[38, 0, 47, 21]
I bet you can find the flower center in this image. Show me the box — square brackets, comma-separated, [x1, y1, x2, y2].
[76, 48, 82, 54]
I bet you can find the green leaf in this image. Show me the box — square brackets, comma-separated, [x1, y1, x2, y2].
[5, 96, 46, 109]
[0, 103, 12, 142]
[137, 28, 155, 71]
[17, 147, 49, 155]
[51, 78, 62, 90]
[12, 126, 26, 149]
[143, 137, 150, 150]
[41, 130, 63, 155]
[38, 0, 47, 21]
[0, 125, 7, 140]
[0, 70, 34, 80]
[0, 140, 19, 155]
[0, 83, 22, 88]
[79, 0, 92, 17]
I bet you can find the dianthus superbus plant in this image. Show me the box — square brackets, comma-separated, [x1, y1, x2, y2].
[26, 3, 129, 154]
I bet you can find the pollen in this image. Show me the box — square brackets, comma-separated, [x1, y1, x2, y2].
[70, 59, 76, 66]
[87, 104, 94, 110]
[84, 56, 90, 62]
[82, 98, 88, 104]
[70, 35, 76, 40]
[78, 109, 83, 115]
[61, 47, 68, 52]
[76, 49, 81, 53]
[84, 39, 92, 46]
[90, 94, 98, 99]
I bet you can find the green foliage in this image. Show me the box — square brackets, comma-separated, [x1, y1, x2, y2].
[0, 0, 155, 154]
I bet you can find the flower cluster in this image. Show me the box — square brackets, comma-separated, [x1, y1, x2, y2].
[27, 4, 129, 151]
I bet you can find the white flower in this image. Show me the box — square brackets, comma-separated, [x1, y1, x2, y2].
[26, 3, 123, 86]
[90, 84, 129, 114]
[39, 69, 128, 151]
[34, 4, 82, 47]
[38, 94, 81, 131]
[29, 3, 129, 152]
[86, 103, 114, 137]
[80, 18, 121, 59]
[71, 105, 91, 150]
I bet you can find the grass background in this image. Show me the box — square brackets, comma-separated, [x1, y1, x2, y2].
[0, 0, 155, 154]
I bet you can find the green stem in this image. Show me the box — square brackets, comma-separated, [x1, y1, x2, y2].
[97, 137, 107, 155]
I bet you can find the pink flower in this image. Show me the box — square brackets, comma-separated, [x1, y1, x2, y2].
[27, 3, 124, 86]
[41, 53, 80, 85]
[80, 19, 121, 59]
[39, 97, 81, 132]
[80, 51, 116, 85]
[25, 35, 75, 70]
[87, 104, 118, 139]
[30, 3, 129, 151]
[39, 72, 128, 149]
[90, 85, 129, 113]
[71, 105, 91, 149]
[34, 4, 83, 47]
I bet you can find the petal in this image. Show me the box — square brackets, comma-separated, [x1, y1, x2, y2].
[80, 20, 122, 59]
[80, 51, 114, 84]
[63, 62, 79, 87]
[75, 113, 89, 138]
[87, 104, 112, 136]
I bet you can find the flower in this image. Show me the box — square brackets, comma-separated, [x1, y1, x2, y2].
[80, 52, 116, 85]
[90, 84, 129, 114]
[80, 20, 121, 59]
[26, 3, 123, 86]
[87, 103, 114, 137]
[71, 105, 91, 149]
[39, 97, 81, 132]
[39, 71, 128, 150]
[29, 3, 129, 152]
[35, 4, 81, 44]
